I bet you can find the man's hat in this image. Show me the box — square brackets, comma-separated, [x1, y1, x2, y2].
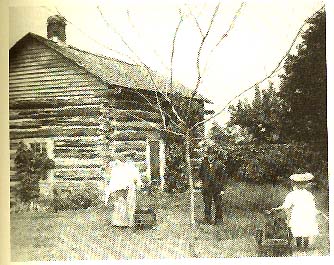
[289, 173, 314, 182]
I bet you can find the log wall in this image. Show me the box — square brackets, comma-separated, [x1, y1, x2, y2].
[9, 38, 163, 183]
[10, 39, 107, 181]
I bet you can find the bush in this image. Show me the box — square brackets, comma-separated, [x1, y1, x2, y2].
[52, 182, 102, 212]
[14, 142, 55, 203]
[221, 142, 328, 188]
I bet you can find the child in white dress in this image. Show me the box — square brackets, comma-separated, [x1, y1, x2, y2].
[271, 173, 319, 249]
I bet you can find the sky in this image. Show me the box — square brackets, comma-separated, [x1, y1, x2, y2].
[9, 0, 325, 126]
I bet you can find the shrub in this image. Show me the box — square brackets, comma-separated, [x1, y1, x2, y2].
[220, 142, 328, 188]
[52, 182, 102, 212]
[14, 142, 55, 203]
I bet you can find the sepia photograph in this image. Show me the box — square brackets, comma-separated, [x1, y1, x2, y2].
[7, 0, 330, 262]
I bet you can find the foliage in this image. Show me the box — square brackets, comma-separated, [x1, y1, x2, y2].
[228, 9, 326, 145]
[222, 10, 327, 189]
[14, 142, 55, 203]
[225, 143, 327, 188]
[164, 141, 190, 192]
[52, 183, 101, 212]
[228, 84, 287, 143]
[279, 9, 326, 143]
[209, 122, 327, 188]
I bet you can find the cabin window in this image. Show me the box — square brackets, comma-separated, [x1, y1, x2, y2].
[30, 142, 47, 154]
[24, 139, 54, 159]
[23, 139, 54, 181]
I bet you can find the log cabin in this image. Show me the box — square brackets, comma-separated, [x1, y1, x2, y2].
[9, 15, 209, 196]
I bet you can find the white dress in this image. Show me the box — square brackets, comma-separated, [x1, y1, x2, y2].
[282, 188, 319, 237]
[104, 160, 142, 227]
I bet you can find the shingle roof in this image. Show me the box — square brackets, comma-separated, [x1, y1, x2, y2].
[12, 33, 211, 103]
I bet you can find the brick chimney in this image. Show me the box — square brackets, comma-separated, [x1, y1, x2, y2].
[47, 15, 67, 43]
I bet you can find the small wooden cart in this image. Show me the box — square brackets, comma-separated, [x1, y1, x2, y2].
[134, 189, 157, 229]
[134, 208, 157, 229]
[255, 210, 293, 257]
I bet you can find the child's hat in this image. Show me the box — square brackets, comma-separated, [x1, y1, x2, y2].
[289, 173, 314, 182]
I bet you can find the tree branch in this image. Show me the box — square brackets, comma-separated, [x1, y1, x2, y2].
[186, 5, 204, 38]
[191, 5, 325, 130]
[97, 5, 186, 130]
[201, 2, 245, 79]
[170, 10, 184, 95]
[216, 2, 245, 47]
[185, 2, 220, 120]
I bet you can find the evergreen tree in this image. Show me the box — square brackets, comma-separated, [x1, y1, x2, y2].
[279, 9, 326, 143]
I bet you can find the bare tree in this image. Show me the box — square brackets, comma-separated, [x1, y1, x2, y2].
[54, 2, 324, 256]
[96, 2, 247, 228]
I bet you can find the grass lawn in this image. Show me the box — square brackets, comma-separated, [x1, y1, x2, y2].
[10, 181, 330, 261]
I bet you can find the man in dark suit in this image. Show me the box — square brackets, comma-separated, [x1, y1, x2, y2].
[199, 152, 226, 224]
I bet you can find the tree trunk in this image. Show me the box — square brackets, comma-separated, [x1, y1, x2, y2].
[185, 131, 198, 257]
[185, 131, 195, 225]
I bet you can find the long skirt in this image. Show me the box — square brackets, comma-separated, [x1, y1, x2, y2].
[126, 187, 137, 227]
[111, 189, 128, 227]
[111, 188, 137, 227]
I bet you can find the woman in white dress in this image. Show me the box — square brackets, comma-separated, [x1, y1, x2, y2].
[271, 173, 319, 249]
[104, 157, 142, 227]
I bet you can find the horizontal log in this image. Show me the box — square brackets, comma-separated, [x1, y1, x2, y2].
[54, 148, 100, 159]
[9, 58, 72, 70]
[10, 140, 20, 150]
[9, 79, 103, 90]
[106, 89, 158, 102]
[10, 55, 60, 65]
[109, 109, 161, 123]
[9, 96, 102, 109]
[10, 126, 101, 139]
[109, 130, 149, 141]
[9, 90, 98, 101]
[54, 146, 101, 152]
[11, 45, 51, 54]
[111, 121, 162, 131]
[112, 140, 147, 147]
[10, 105, 102, 120]
[54, 157, 102, 167]
[54, 137, 103, 148]
[11, 41, 49, 51]
[10, 117, 101, 129]
[114, 150, 146, 162]
[113, 140, 147, 153]
[108, 98, 156, 112]
[9, 73, 99, 86]
[11, 51, 55, 61]
[9, 68, 88, 80]
[9, 90, 99, 100]
[54, 168, 103, 180]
